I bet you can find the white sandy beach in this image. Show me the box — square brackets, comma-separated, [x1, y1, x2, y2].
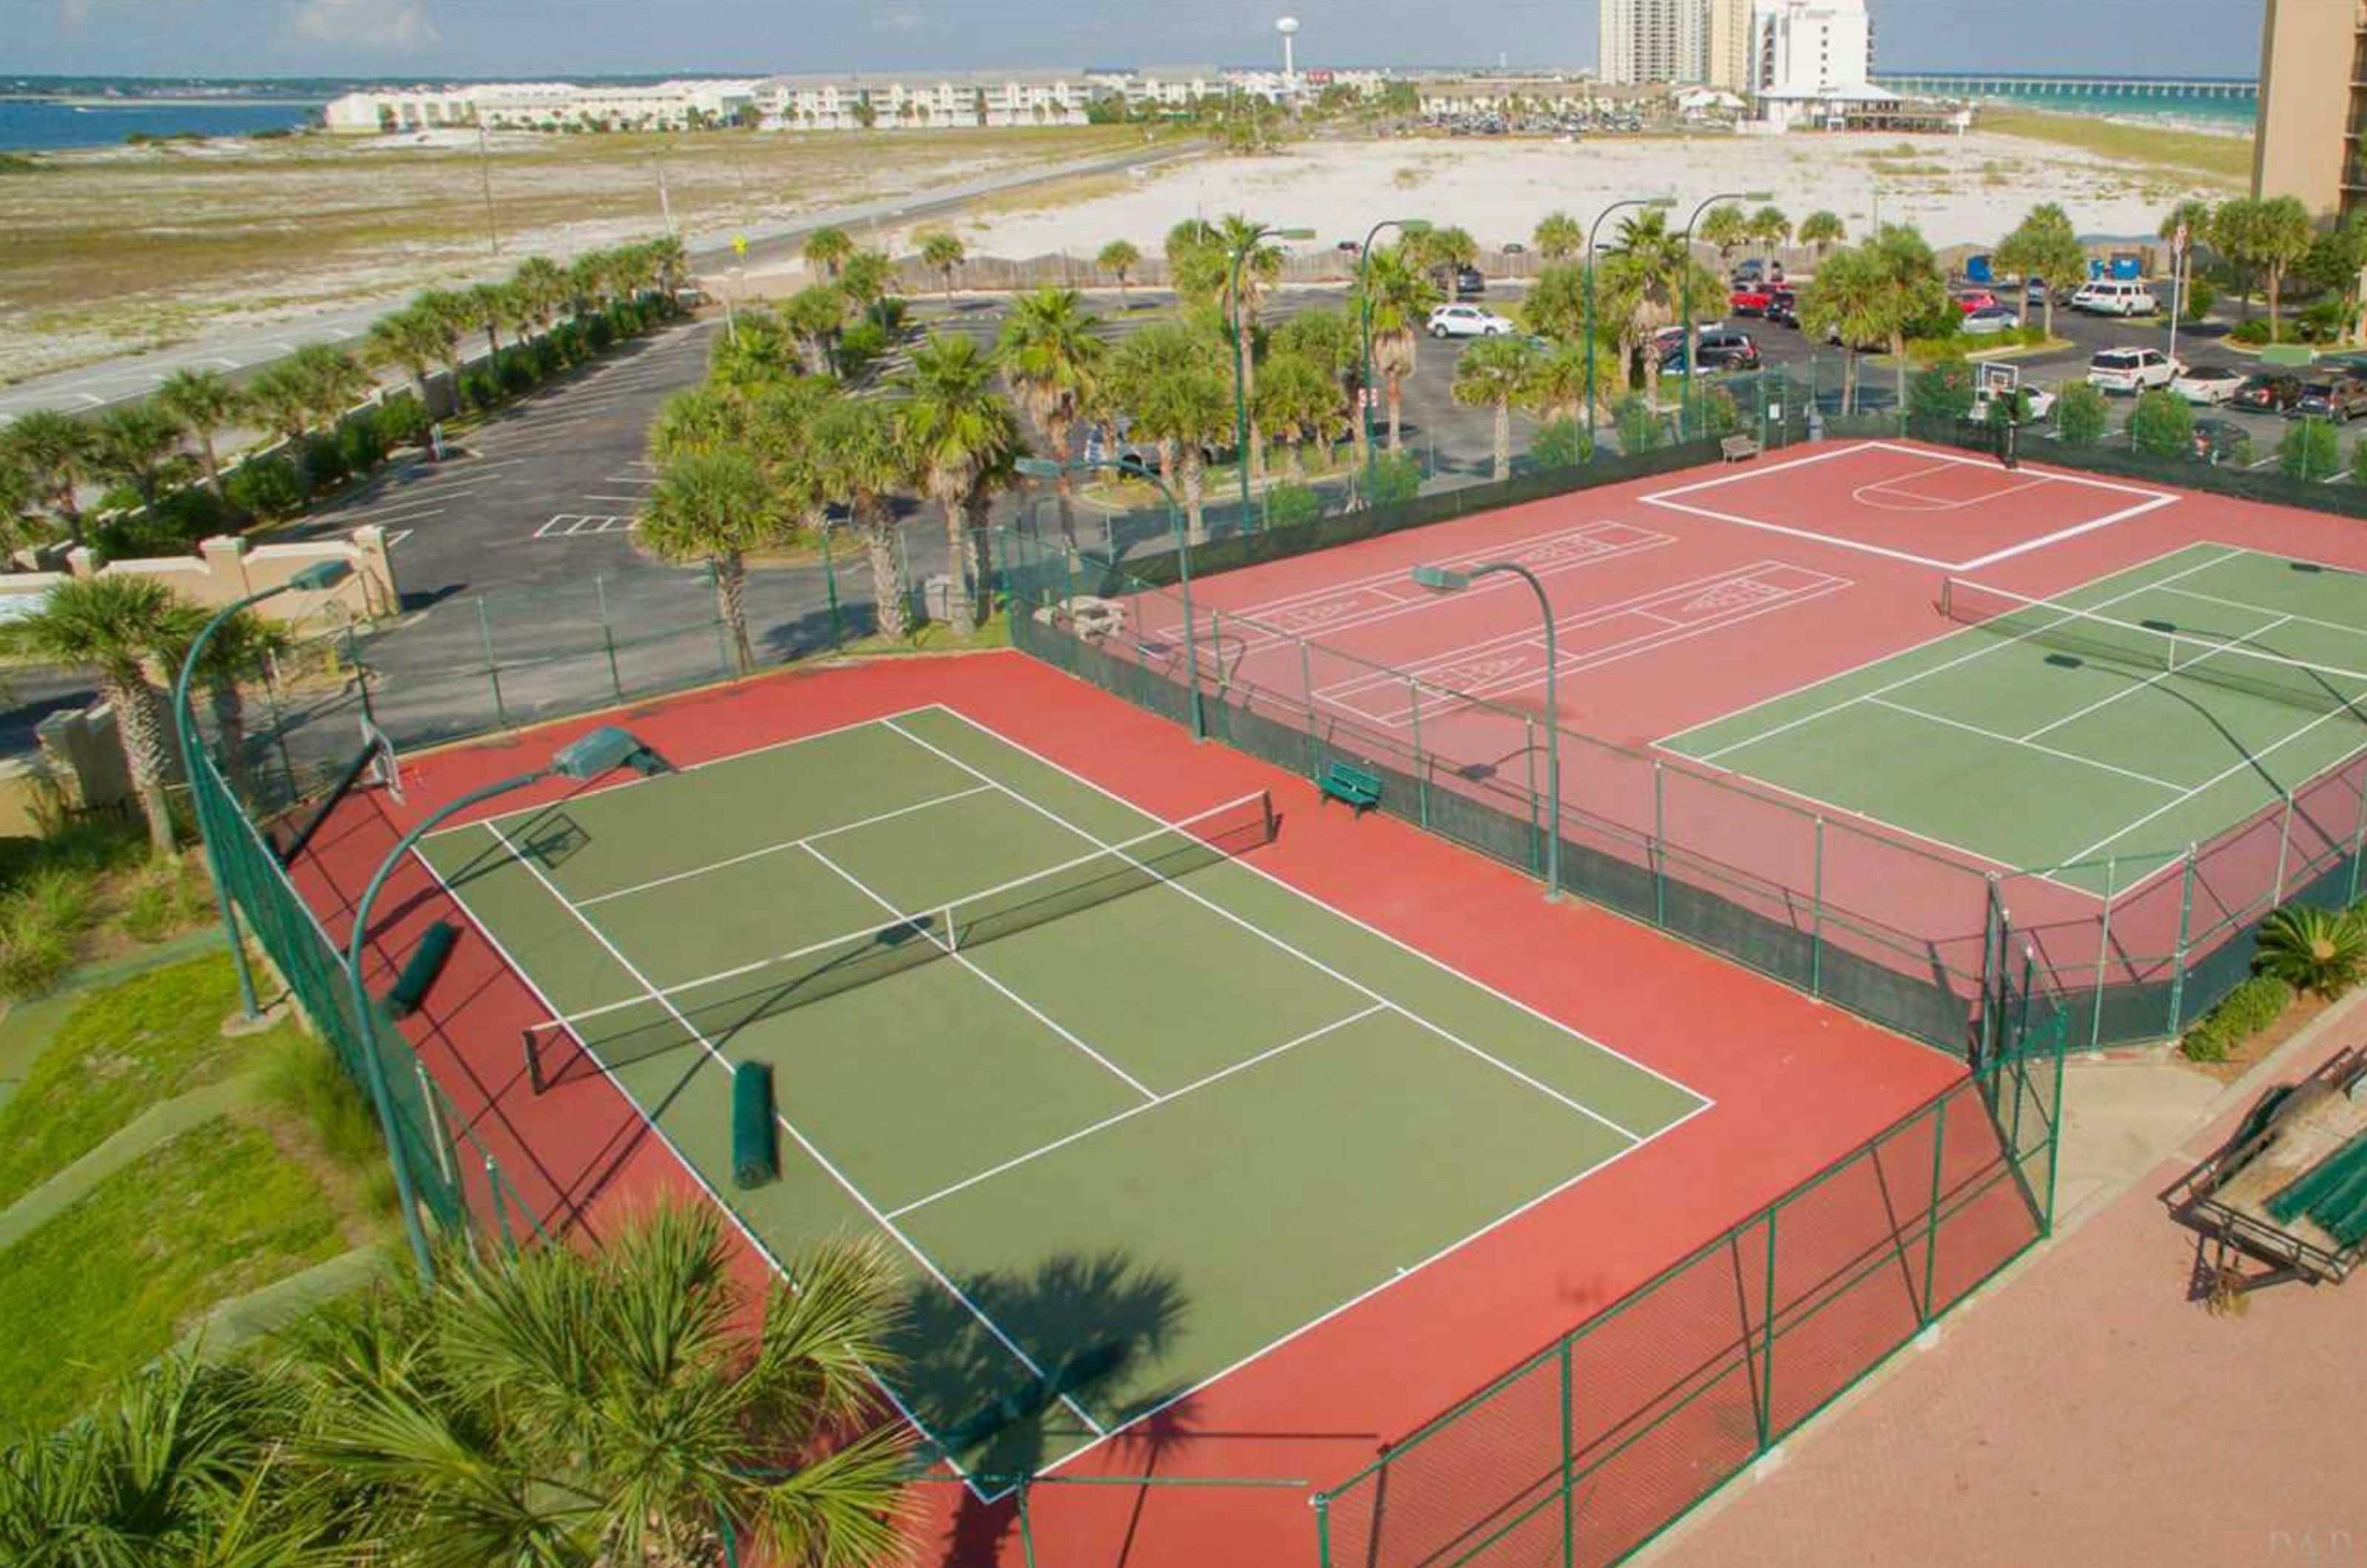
[851, 130, 2234, 271]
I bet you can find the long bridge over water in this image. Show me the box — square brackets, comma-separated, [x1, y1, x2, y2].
[1868, 72, 2258, 107]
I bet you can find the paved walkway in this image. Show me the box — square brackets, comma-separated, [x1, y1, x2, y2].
[1647, 1013, 2367, 1568]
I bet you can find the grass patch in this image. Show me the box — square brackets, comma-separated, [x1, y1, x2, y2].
[839, 609, 1010, 658]
[0, 953, 303, 1207]
[1982, 108, 2252, 188]
[0, 1115, 342, 1433]
[256, 1030, 399, 1216]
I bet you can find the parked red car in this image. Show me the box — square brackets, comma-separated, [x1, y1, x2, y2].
[1729, 285, 1775, 316]
[1955, 289, 2001, 314]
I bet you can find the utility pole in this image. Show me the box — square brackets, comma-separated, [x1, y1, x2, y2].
[475, 122, 499, 255]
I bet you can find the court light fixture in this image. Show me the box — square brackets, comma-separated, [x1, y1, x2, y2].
[175, 556, 359, 1024]
[1413, 561, 1563, 901]
[344, 723, 655, 1284]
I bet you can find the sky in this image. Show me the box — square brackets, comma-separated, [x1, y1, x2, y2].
[6, 0, 2266, 81]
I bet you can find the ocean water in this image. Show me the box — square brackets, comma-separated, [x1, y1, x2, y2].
[1880, 75, 2258, 129]
[0, 99, 320, 152]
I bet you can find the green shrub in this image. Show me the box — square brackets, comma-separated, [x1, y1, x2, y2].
[1264, 483, 1320, 529]
[2228, 318, 2274, 346]
[1908, 357, 1979, 420]
[296, 433, 348, 493]
[1530, 416, 1593, 469]
[835, 320, 889, 379]
[115, 858, 211, 945]
[460, 367, 504, 412]
[1365, 451, 1422, 506]
[224, 456, 305, 519]
[258, 1032, 396, 1210]
[2016, 324, 2050, 348]
[2179, 278, 2218, 322]
[585, 314, 617, 351]
[2351, 435, 2367, 485]
[336, 416, 387, 475]
[0, 867, 99, 1000]
[1693, 386, 1740, 438]
[2128, 389, 2195, 459]
[2054, 382, 2110, 446]
[93, 511, 198, 561]
[2181, 973, 2294, 1063]
[530, 337, 564, 377]
[1613, 392, 1664, 453]
[372, 393, 430, 449]
[2280, 417, 2341, 481]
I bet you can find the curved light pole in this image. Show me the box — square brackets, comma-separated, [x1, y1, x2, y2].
[1357, 217, 1432, 487]
[1678, 190, 1769, 437]
[1017, 454, 1202, 740]
[175, 558, 354, 1021]
[1411, 561, 1561, 900]
[346, 724, 653, 1283]
[1584, 197, 1675, 453]
[1225, 223, 1316, 530]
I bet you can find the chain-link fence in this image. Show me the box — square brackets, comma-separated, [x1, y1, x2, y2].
[1309, 986, 2067, 1568]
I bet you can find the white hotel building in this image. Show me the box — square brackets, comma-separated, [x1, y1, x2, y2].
[323, 79, 762, 133]
[759, 70, 1090, 129]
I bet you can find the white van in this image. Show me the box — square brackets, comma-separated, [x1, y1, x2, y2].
[2071, 280, 2160, 317]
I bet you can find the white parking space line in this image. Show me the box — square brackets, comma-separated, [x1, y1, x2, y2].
[584, 493, 647, 503]
[532, 513, 633, 538]
[382, 529, 414, 547]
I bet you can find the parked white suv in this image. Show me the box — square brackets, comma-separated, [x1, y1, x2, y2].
[2086, 348, 2183, 395]
[1427, 303, 1514, 339]
[2071, 280, 2161, 317]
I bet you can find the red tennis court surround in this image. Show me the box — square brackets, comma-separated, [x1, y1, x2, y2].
[283, 652, 1962, 1568]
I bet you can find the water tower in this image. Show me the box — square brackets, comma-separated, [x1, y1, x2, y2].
[1276, 15, 1300, 94]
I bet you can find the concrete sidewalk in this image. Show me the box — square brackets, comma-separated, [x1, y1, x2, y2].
[1644, 1005, 2367, 1568]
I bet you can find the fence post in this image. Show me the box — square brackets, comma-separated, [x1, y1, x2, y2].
[1811, 816, 1826, 997]
[2272, 788, 2295, 906]
[1758, 1209, 1779, 1449]
[594, 576, 624, 700]
[820, 524, 845, 648]
[1300, 640, 1320, 777]
[1313, 1492, 1331, 1568]
[1524, 715, 1544, 876]
[2090, 856, 2118, 1051]
[342, 624, 379, 729]
[1979, 875, 2005, 1065]
[1920, 1092, 1950, 1322]
[1408, 677, 1429, 829]
[2164, 843, 2198, 1035]
[414, 1061, 456, 1192]
[1559, 1336, 1576, 1568]
[476, 598, 510, 729]
[1652, 760, 1667, 927]
[2043, 1032, 2068, 1234]
[2350, 761, 2367, 905]
[487, 1154, 515, 1248]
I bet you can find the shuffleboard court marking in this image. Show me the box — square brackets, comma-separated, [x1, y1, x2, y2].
[476, 814, 1115, 1444]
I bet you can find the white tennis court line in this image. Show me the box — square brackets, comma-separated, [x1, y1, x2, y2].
[2158, 580, 2367, 644]
[420, 705, 956, 841]
[403, 841, 1003, 1505]
[884, 1004, 1388, 1220]
[1678, 547, 2246, 763]
[888, 704, 1719, 1490]
[800, 837, 1160, 1103]
[575, 784, 996, 905]
[1863, 697, 2187, 791]
[476, 815, 1115, 1444]
[882, 712, 1666, 1140]
[2017, 612, 2295, 744]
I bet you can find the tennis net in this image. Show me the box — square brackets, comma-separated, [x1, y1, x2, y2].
[1939, 573, 2367, 722]
[522, 788, 1277, 1089]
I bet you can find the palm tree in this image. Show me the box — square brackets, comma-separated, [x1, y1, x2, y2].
[1798, 210, 1846, 259]
[803, 224, 854, 280]
[1994, 203, 2087, 337]
[647, 385, 755, 464]
[1533, 211, 1584, 263]
[1451, 335, 1539, 481]
[918, 230, 966, 306]
[1698, 204, 1751, 268]
[646, 233, 689, 294]
[1866, 224, 1951, 410]
[1254, 351, 1348, 479]
[87, 402, 187, 513]
[837, 249, 896, 318]
[780, 285, 848, 376]
[635, 445, 782, 672]
[467, 280, 517, 362]
[567, 251, 614, 317]
[896, 333, 1023, 636]
[366, 306, 446, 411]
[1410, 224, 1479, 300]
[172, 607, 288, 804]
[1601, 209, 1698, 409]
[411, 291, 476, 388]
[281, 1204, 914, 1567]
[287, 344, 371, 434]
[2, 409, 94, 546]
[1272, 307, 1365, 467]
[1164, 217, 1223, 304]
[510, 254, 568, 328]
[811, 396, 914, 641]
[1097, 238, 1143, 305]
[2242, 195, 2317, 342]
[0, 453, 43, 563]
[1522, 338, 1590, 425]
[996, 288, 1104, 550]
[0, 575, 203, 854]
[708, 308, 798, 391]
[1749, 204, 1793, 260]
[1355, 243, 1442, 452]
[154, 368, 247, 502]
[1799, 244, 1894, 413]
[1130, 360, 1233, 538]
[245, 362, 317, 447]
[1211, 214, 1288, 481]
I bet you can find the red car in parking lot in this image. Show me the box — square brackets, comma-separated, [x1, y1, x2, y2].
[1729, 285, 1775, 316]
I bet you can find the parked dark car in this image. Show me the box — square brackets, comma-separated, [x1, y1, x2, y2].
[2293, 375, 2367, 422]
[1732, 259, 1766, 285]
[1455, 264, 1487, 297]
[1662, 330, 1762, 374]
[1765, 289, 1800, 328]
[2231, 373, 2305, 413]
[2189, 418, 2253, 466]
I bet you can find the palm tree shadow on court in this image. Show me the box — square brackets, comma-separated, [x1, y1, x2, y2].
[905, 1250, 1189, 1564]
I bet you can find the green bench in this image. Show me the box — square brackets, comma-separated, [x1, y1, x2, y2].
[1319, 761, 1382, 815]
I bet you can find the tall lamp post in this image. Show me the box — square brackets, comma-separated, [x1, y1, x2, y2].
[1584, 196, 1675, 452]
[175, 558, 354, 1023]
[1225, 223, 1316, 530]
[1678, 190, 1769, 437]
[1017, 455, 1203, 740]
[1357, 217, 1432, 489]
[346, 724, 655, 1283]
[1411, 561, 1562, 901]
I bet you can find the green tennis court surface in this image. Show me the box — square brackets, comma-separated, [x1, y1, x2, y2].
[1664, 544, 2367, 893]
[417, 704, 1705, 1492]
